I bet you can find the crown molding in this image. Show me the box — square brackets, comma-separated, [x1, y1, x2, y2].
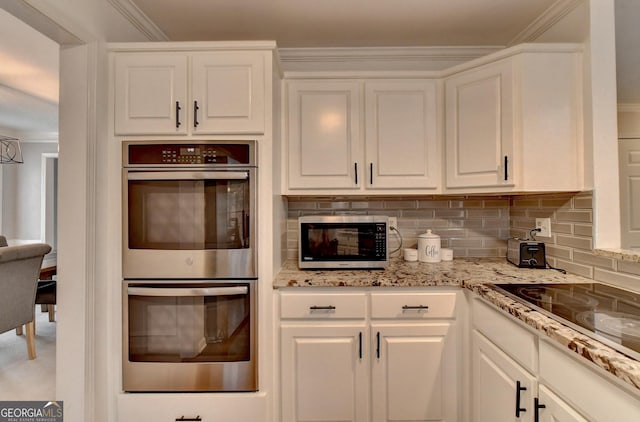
[107, 0, 169, 41]
[279, 46, 503, 64]
[509, 0, 585, 45]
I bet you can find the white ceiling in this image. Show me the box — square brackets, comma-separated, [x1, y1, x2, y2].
[0, 0, 638, 140]
[130, 0, 557, 47]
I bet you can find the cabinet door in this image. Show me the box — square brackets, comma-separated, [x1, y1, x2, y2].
[472, 330, 536, 422]
[191, 52, 265, 134]
[114, 53, 188, 135]
[537, 385, 588, 422]
[287, 80, 362, 189]
[371, 323, 457, 422]
[281, 324, 368, 422]
[445, 59, 514, 189]
[365, 80, 439, 189]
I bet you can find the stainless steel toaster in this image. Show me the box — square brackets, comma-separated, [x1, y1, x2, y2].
[507, 238, 546, 269]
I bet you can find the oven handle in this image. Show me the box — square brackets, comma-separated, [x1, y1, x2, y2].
[127, 286, 248, 297]
[127, 171, 249, 181]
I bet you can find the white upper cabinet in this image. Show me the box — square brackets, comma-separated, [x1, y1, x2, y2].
[285, 79, 440, 193]
[365, 81, 439, 189]
[114, 53, 189, 135]
[191, 52, 265, 134]
[287, 80, 362, 189]
[445, 59, 514, 189]
[445, 46, 584, 193]
[114, 50, 266, 135]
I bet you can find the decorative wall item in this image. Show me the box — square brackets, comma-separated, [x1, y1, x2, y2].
[0, 136, 23, 164]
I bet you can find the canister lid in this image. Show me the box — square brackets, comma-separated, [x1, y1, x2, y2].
[419, 229, 439, 238]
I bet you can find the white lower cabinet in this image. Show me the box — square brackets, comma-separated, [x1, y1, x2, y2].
[472, 330, 536, 422]
[279, 289, 459, 422]
[471, 296, 640, 422]
[371, 323, 457, 422]
[537, 385, 588, 422]
[280, 324, 369, 422]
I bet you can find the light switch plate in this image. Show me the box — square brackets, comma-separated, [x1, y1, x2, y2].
[535, 218, 552, 237]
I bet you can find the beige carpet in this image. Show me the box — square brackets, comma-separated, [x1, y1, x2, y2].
[0, 308, 56, 400]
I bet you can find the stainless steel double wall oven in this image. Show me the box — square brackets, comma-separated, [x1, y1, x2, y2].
[122, 140, 258, 392]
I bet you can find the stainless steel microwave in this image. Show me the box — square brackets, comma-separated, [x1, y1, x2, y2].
[298, 215, 389, 269]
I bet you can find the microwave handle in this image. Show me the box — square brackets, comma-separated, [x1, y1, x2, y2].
[128, 286, 248, 297]
[127, 171, 249, 181]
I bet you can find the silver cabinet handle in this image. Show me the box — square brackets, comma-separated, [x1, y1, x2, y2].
[402, 305, 429, 310]
[128, 171, 248, 181]
[128, 286, 247, 297]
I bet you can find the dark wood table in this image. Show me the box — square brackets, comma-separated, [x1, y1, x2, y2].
[39, 256, 57, 321]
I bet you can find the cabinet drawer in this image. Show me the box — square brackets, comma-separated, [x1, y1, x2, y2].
[370, 292, 456, 319]
[280, 292, 367, 319]
[473, 298, 537, 373]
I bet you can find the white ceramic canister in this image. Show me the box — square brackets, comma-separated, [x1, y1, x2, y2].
[418, 229, 441, 263]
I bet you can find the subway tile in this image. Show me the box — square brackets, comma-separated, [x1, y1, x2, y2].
[483, 238, 508, 248]
[450, 238, 484, 247]
[434, 209, 466, 218]
[484, 199, 510, 207]
[556, 234, 593, 250]
[351, 201, 385, 209]
[432, 228, 466, 238]
[468, 228, 502, 238]
[573, 195, 594, 209]
[616, 260, 640, 277]
[512, 199, 541, 208]
[550, 222, 573, 235]
[317, 201, 350, 209]
[572, 250, 615, 270]
[510, 210, 528, 218]
[545, 245, 573, 260]
[288, 201, 318, 210]
[384, 200, 417, 209]
[540, 198, 572, 208]
[483, 219, 509, 229]
[573, 224, 593, 237]
[417, 200, 451, 209]
[594, 268, 640, 291]
[460, 200, 484, 208]
[401, 209, 436, 218]
[527, 210, 554, 218]
[466, 209, 502, 218]
[556, 210, 592, 223]
[468, 248, 500, 257]
[555, 259, 594, 278]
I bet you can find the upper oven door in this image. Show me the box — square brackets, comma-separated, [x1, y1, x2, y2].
[123, 169, 256, 279]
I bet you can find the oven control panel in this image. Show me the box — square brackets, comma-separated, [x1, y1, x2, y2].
[125, 142, 254, 166]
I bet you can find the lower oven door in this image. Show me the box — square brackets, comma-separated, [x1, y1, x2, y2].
[123, 280, 257, 392]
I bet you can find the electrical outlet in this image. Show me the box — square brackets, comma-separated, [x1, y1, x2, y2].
[388, 217, 398, 230]
[535, 217, 552, 238]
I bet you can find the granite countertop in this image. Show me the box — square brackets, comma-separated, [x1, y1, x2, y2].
[274, 257, 640, 393]
[274, 257, 585, 288]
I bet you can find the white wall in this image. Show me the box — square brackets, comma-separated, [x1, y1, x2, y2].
[1, 141, 58, 241]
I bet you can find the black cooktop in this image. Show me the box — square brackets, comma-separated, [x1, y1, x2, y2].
[493, 283, 640, 360]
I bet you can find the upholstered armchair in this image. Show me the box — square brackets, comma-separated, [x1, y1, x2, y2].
[0, 242, 52, 359]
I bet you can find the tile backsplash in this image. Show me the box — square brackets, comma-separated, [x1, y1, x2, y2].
[286, 196, 511, 261]
[509, 191, 640, 291]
